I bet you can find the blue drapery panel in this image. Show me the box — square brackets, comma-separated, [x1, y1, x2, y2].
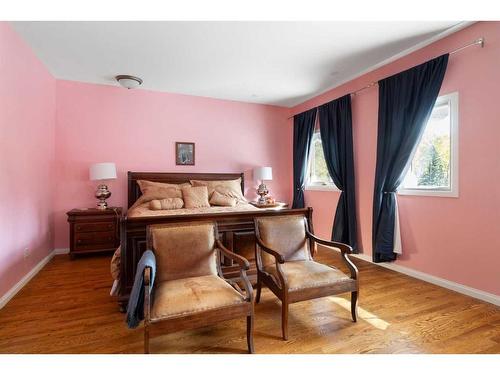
[292, 108, 317, 209]
[373, 54, 449, 262]
[318, 94, 358, 250]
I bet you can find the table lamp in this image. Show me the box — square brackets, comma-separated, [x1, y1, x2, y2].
[89, 162, 117, 209]
[254, 166, 273, 205]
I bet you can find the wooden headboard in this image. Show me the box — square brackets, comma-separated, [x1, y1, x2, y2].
[127, 171, 245, 208]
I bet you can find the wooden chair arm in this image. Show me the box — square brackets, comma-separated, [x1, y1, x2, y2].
[143, 266, 152, 323]
[236, 267, 254, 303]
[305, 230, 358, 280]
[306, 230, 353, 254]
[214, 240, 253, 302]
[254, 236, 287, 290]
[255, 237, 285, 264]
[216, 239, 250, 270]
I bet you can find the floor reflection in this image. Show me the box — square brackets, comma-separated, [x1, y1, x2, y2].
[328, 296, 390, 330]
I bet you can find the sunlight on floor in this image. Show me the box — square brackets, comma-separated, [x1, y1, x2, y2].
[329, 296, 391, 330]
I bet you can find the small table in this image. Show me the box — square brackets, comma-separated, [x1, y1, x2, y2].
[66, 207, 122, 259]
[249, 201, 288, 209]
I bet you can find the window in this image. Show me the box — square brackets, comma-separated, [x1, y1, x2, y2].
[306, 131, 339, 191]
[399, 92, 459, 197]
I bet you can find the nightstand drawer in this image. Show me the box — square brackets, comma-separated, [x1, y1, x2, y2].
[75, 231, 116, 246]
[67, 207, 122, 258]
[75, 222, 115, 233]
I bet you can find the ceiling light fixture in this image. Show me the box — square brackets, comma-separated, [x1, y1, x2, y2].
[115, 75, 143, 89]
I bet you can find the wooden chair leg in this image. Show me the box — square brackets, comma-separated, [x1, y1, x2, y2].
[351, 291, 358, 322]
[281, 301, 289, 340]
[247, 314, 255, 354]
[144, 325, 150, 354]
[255, 280, 262, 304]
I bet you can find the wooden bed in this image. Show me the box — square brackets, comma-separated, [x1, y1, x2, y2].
[117, 171, 313, 311]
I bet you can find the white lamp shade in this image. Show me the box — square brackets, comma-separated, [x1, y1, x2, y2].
[254, 166, 273, 181]
[90, 162, 117, 181]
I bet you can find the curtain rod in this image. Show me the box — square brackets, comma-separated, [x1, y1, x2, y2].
[288, 37, 485, 120]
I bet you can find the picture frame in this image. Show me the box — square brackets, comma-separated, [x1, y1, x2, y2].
[175, 142, 195, 165]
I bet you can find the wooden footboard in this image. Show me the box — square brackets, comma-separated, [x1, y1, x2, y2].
[117, 207, 313, 311]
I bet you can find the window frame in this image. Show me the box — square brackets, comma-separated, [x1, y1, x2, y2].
[305, 130, 341, 192]
[398, 91, 459, 198]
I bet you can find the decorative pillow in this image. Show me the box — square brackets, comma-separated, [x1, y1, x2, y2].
[182, 186, 210, 208]
[209, 190, 237, 207]
[190, 178, 247, 203]
[149, 198, 184, 210]
[137, 180, 189, 200]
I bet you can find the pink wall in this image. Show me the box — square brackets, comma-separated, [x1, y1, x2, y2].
[0, 23, 56, 297]
[54, 80, 292, 248]
[3, 21, 498, 300]
[291, 22, 500, 296]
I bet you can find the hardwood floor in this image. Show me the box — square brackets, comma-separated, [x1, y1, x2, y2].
[0, 249, 499, 354]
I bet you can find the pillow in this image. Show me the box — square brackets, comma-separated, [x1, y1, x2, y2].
[209, 190, 237, 207]
[182, 186, 210, 209]
[137, 180, 189, 200]
[190, 178, 247, 203]
[149, 198, 184, 210]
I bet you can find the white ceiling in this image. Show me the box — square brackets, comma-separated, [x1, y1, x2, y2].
[11, 21, 468, 107]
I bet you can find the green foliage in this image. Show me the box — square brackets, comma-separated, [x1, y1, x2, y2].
[313, 138, 331, 182]
[413, 135, 450, 187]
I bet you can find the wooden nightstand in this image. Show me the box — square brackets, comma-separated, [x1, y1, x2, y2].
[66, 207, 122, 259]
[249, 201, 288, 209]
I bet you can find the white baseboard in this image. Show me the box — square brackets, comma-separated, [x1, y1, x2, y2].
[54, 248, 70, 255]
[350, 253, 500, 306]
[0, 248, 67, 310]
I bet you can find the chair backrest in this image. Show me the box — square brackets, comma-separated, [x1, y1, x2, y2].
[255, 215, 311, 267]
[147, 221, 217, 282]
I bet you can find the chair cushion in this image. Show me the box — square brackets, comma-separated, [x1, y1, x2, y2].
[256, 215, 311, 267]
[264, 260, 355, 292]
[149, 222, 217, 282]
[151, 275, 245, 320]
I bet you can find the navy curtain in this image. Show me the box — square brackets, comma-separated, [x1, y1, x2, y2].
[373, 54, 449, 262]
[292, 108, 317, 209]
[318, 95, 357, 250]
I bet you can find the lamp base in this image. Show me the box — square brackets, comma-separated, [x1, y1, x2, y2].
[257, 182, 269, 205]
[95, 184, 111, 210]
[96, 201, 108, 210]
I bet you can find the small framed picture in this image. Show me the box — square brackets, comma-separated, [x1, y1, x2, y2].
[175, 142, 195, 165]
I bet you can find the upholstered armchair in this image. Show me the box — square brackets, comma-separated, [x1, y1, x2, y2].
[143, 221, 254, 353]
[254, 215, 358, 340]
